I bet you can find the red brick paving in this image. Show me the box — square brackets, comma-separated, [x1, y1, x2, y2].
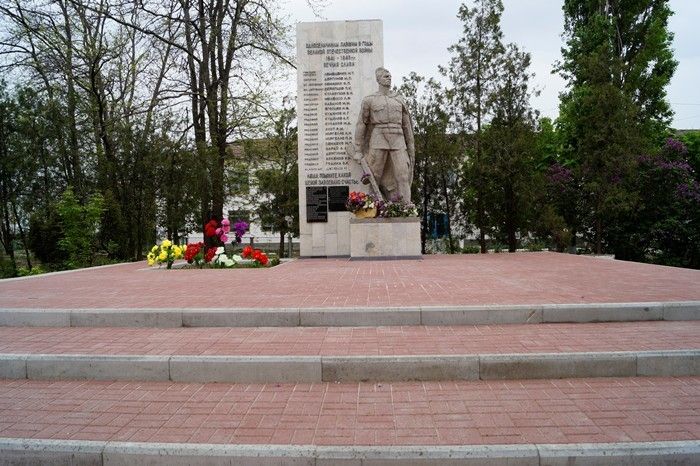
[0, 377, 697, 445]
[0, 253, 699, 309]
[0, 321, 697, 356]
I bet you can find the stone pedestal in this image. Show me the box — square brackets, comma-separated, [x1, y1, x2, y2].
[350, 217, 421, 259]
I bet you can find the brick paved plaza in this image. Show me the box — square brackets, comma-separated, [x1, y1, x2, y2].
[0, 252, 698, 464]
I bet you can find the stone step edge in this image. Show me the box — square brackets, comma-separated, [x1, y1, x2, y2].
[0, 301, 697, 327]
[1, 350, 697, 383]
[0, 438, 698, 465]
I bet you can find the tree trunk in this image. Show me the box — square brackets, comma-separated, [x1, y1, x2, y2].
[421, 158, 429, 255]
[505, 183, 516, 252]
[278, 231, 285, 258]
[442, 174, 454, 253]
[0, 201, 16, 274]
[12, 203, 32, 270]
[595, 195, 603, 254]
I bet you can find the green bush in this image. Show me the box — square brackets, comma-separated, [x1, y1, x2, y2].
[17, 265, 46, 276]
[28, 205, 67, 266]
[526, 241, 546, 252]
[462, 245, 480, 254]
[0, 256, 16, 279]
[57, 188, 104, 269]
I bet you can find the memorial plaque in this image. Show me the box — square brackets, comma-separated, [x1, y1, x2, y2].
[328, 186, 349, 212]
[297, 20, 383, 255]
[306, 186, 328, 222]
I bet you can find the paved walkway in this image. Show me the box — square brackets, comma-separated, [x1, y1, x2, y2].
[1, 253, 699, 309]
[0, 377, 697, 445]
[1, 321, 697, 356]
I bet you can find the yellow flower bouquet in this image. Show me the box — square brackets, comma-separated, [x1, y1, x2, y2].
[147, 240, 184, 269]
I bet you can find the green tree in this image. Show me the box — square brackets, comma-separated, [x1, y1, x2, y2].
[443, 0, 505, 253]
[57, 188, 104, 269]
[607, 138, 700, 268]
[247, 105, 298, 258]
[556, 0, 677, 254]
[400, 73, 460, 254]
[481, 44, 539, 252]
[0, 84, 56, 274]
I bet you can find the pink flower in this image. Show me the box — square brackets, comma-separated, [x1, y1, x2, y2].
[215, 227, 222, 236]
[220, 234, 228, 243]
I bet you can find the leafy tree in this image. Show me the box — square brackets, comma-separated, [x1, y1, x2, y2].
[556, 0, 677, 254]
[679, 131, 700, 174]
[443, 0, 505, 253]
[607, 138, 700, 267]
[247, 105, 298, 258]
[57, 188, 104, 269]
[78, 0, 295, 224]
[0, 84, 55, 274]
[400, 73, 460, 253]
[480, 43, 539, 252]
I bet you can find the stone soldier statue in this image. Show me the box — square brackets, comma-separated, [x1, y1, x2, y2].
[352, 67, 415, 203]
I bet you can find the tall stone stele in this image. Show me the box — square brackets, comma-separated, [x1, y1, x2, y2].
[350, 67, 415, 204]
[297, 20, 384, 257]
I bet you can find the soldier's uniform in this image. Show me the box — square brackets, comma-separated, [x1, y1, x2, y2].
[354, 92, 415, 202]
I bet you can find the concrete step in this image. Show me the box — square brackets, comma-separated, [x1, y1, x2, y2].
[0, 377, 698, 464]
[0, 301, 698, 327]
[1, 322, 698, 383]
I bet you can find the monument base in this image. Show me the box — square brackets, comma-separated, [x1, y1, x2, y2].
[350, 217, 421, 259]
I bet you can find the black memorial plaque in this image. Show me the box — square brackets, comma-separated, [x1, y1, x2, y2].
[328, 186, 349, 212]
[306, 186, 328, 222]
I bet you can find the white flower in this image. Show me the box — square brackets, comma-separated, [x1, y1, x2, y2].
[215, 247, 225, 255]
[223, 258, 235, 267]
[215, 253, 229, 264]
[231, 254, 242, 263]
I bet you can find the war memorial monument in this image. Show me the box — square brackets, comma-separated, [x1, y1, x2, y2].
[0, 15, 697, 466]
[296, 20, 420, 258]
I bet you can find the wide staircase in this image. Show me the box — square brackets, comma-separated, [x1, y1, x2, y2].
[0, 302, 699, 464]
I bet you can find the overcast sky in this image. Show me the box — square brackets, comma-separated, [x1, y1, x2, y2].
[285, 0, 700, 129]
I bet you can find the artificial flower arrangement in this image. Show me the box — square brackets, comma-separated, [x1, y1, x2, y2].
[242, 245, 269, 266]
[345, 191, 376, 213]
[345, 191, 418, 218]
[146, 239, 183, 269]
[212, 247, 243, 268]
[381, 199, 418, 217]
[148, 218, 271, 269]
[182, 241, 210, 267]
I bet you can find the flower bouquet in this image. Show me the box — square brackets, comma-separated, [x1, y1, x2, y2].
[242, 245, 269, 266]
[346, 191, 377, 218]
[147, 240, 184, 269]
[382, 200, 418, 217]
[183, 242, 210, 267]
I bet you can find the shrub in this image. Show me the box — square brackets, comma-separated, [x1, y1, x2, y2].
[57, 188, 104, 269]
[526, 241, 546, 252]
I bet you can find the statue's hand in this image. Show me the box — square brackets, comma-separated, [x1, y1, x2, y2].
[352, 150, 364, 162]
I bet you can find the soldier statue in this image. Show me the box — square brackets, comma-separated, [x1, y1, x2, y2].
[352, 67, 415, 203]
